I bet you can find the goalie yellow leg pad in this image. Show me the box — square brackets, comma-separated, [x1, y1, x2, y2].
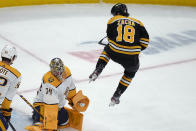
[64, 107, 83, 131]
[33, 102, 44, 122]
[25, 125, 42, 131]
[43, 104, 58, 130]
[58, 123, 70, 129]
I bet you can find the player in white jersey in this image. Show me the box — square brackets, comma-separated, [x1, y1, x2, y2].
[30, 58, 89, 131]
[0, 45, 21, 130]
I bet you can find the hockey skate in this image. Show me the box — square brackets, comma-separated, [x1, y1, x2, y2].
[89, 69, 100, 83]
[89, 64, 105, 83]
[109, 94, 120, 107]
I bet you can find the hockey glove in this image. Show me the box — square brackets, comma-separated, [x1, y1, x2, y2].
[1, 108, 12, 121]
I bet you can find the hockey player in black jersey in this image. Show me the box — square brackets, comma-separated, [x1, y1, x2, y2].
[89, 3, 149, 106]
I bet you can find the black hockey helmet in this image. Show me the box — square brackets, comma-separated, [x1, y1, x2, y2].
[111, 3, 129, 17]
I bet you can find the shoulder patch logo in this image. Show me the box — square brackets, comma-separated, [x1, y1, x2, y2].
[48, 77, 54, 83]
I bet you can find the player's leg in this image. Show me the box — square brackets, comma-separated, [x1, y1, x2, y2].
[58, 107, 69, 126]
[32, 103, 44, 125]
[110, 71, 136, 106]
[110, 58, 139, 106]
[62, 107, 83, 131]
[0, 113, 9, 131]
[28, 104, 59, 130]
[89, 50, 110, 82]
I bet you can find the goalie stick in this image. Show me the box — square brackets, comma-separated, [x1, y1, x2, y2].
[17, 94, 44, 119]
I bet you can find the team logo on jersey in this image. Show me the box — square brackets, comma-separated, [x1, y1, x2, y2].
[48, 77, 54, 83]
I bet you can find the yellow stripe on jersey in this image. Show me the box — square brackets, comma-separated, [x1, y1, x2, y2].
[0, 120, 6, 131]
[141, 43, 148, 48]
[109, 44, 140, 55]
[43, 66, 72, 88]
[129, 17, 144, 26]
[43, 72, 61, 87]
[140, 38, 149, 42]
[64, 66, 71, 78]
[108, 15, 125, 24]
[109, 40, 141, 49]
[102, 51, 108, 56]
[107, 15, 144, 27]
[1, 98, 11, 109]
[0, 61, 21, 78]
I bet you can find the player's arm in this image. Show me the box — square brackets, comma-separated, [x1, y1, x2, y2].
[106, 23, 116, 41]
[139, 24, 150, 51]
[35, 73, 59, 106]
[33, 79, 46, 108]
[66, 76, 77, 108]
[66, 76, 89, 112]
[1, 76, 21, 120]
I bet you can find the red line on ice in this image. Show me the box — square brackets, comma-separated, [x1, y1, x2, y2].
[0, 34, 48, 65]
[0, 34, 196, 94]
[18, 57, 196, 94]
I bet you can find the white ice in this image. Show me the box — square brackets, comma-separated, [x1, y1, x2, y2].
[0, 3, 196, 131]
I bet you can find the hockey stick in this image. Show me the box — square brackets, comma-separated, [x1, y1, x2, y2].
[17, 94, 44, 119]
[98, 36, 108, 46]
[8, 120, 16, 131]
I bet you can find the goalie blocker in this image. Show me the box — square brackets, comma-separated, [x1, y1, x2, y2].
[26, 90, 89, 131]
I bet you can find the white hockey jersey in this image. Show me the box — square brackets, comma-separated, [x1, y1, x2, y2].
[0, 61, 21, 109]
[34, 66, 76, 108]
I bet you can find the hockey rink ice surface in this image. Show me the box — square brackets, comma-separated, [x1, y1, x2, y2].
[0, 3, 196, 131]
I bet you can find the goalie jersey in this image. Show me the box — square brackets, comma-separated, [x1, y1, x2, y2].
[34, 66, 76, 108]
[0, 61, 21, 109]
[106, 15, 149, 56]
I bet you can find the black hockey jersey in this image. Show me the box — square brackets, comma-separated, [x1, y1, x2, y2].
[106, 15, 149, 55]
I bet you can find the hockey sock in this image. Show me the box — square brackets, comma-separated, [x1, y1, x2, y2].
[94, 51, 110, 75]
[114, 74, 132, 97]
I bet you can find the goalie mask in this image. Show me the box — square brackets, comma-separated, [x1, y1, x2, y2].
[50, 58, 64, 80]
[111, 3, 129, 17]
